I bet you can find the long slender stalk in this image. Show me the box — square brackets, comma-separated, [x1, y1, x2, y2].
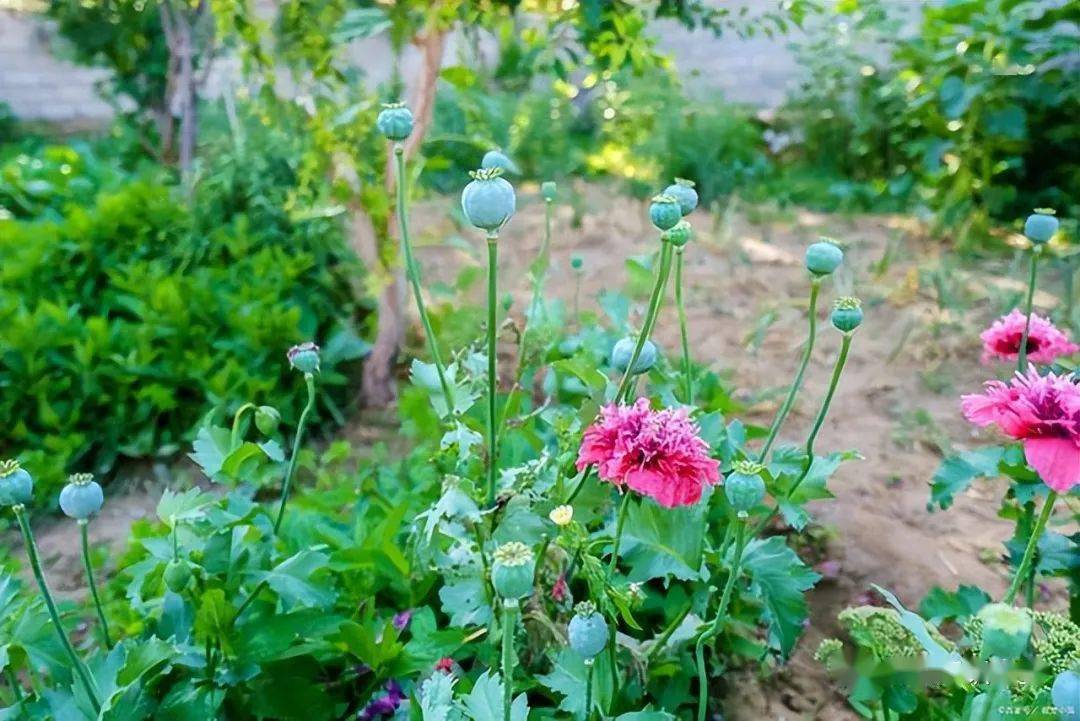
[758, 278, 822, 462]
[564, 466, 593, 505]
[607, 492, 633, 574]
[644, 599, 693, 665]
[13, 506, 101, 713]
[273, 372, 317, 534]
[79, 521, 112, 648]
[1004, 491, 1057, 604]
[675, 248, 692, 405]
[1017, 248, 1040, 373]
[486, 234, 500, 507]
[695, 520, 748, 721]
[395, 145, 455, 408]
[501, 600, 516, 721]
[752, 332, 853, 537]
[232, 579, 269, 626]
[615, 242, 673, 403]
[584, 659, 595, 721]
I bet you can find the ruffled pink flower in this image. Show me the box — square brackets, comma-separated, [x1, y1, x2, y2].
[576, 398, 720, 507]
[980, 310, 1078, 365]
[961, 370, 1080, 493]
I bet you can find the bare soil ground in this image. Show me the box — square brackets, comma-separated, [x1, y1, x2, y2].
[26, 184, 1073, 719]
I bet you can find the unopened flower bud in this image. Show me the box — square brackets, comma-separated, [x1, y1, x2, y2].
[481, 149, 520, 176]
[541, 181, 557, 202]
[663, 220, 693, 248]
[255, 406, 281, 435]
[164, 559, 193, 593]
[611, 337, 657, 375]
[549, 505, 574, 527]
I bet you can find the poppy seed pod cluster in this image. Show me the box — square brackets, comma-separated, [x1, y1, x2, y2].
[611, 336, 657, 375]
[648, 194, 682, 231]
[831, 297, 864, 333]
[805, 239, 844, 276]
[1024, 209, 1058, 245]
[59, 473, 104, 520]
[491, 541, 535, 601]
[663, 178, 698, 216]
[375, 102, 414, 142]
[461, 167, 517, 232]
[287, 342, 321, 374]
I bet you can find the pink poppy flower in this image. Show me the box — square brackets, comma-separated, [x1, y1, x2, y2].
[576, 398, 720, 507]
[980, 310, 1078, 365]
[961, 370, 1080, 493]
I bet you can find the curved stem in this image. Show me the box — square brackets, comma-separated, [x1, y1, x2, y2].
[273, 372, 317, 534]
[229, 402, 256, 449]
[615, 242, 673, 403]
[584, 659, 594, 721]
[396, 145, 454, 409]
[675, 248, 693, 406]
[758, 278, 822, 462]
[564, 467, 593, 505]
[644, 599, 693, 665]
[486, 234, 500, 508]
[232, 579, 269, 626]
[607, 492, 633, 575]
[1004, 491, 1057, 604]
[79, 521, 112, 649]
[1017, 248, 1040, 373]
[13, 506, 100, 713]
[695, 520, 748, 721]
[753, 332, 853, 536]
[501, 599, 517, 721]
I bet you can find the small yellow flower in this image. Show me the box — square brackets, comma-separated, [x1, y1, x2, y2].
[549, 505, 574, 527]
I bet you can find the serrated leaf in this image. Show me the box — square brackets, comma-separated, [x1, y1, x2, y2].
[929, 447, 1004, 511]
[438, 577, 491, 628]
[250, 550, 337, 611]
[536, 649, 612, 720]
[419, 671, 462, 721]
[620, 495, 706, 583]
[188, 425, 232, 479]
[156, 488, 212, 527]
[741, 536, 820, 656]
[459, 671, 527, 721]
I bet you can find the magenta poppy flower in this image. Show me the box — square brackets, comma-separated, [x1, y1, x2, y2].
[980, 310, 1078, 365]
[576, 398, 720, 507]
[961, 370, 1080, 493]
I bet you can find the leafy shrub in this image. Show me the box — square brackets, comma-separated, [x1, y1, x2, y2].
[0, 142, 126, 221]
[0, 144, 367, 502]
[780, 0, 1080, 239]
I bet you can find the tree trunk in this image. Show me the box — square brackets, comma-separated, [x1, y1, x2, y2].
[360, 29, 446, 408]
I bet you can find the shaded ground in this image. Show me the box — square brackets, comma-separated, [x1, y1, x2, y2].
[26, 185, 1074, 718]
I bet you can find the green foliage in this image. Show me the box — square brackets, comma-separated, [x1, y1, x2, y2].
[781, 0, 1080, 238]
[0, 140, 366, 502]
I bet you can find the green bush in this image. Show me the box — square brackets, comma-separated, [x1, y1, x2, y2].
[0, 145, 367, 504]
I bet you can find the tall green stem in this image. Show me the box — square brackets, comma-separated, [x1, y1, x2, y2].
[675, 248, 692, 405]
[273, 372, 317, 534]
[396, 145, 454, 409]
[1004, 491, 1057, 604]
[758, 278, 822, 462]
[584, 659, 595, 721]
[1017, 248, 1040, 373]
[644, 599, 693, 665]
[5, 667, 23, 706]
[695, 520, 748, 721]
[615, 242, 673, 403]
[753, 332, 853, 537]
[486, 234, 500, 507]
[607, 492, 633, 574]
[13, 506, 100, 713]
[79, 521, 112, 648]
[501, 599, 517, 721]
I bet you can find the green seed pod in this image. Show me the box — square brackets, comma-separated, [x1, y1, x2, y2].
[1052, 670, 1080, 721]
[663, 220, 693, 248]
[805, 239, 844, 276]
[0, 460, 33, 507]
[611, 337, 657, 375]
[164, 559, 193, 593]
[570, 255, 584, 271]
[1024, 209, 1058, 245]
[831, 297, 864, 333]
[59, 473, 104, 520]
[725, 460, 766, 514]
[491, 542, 535, 600]
[376, 102, 414, 142]
[541, 181, 557, 202]
[663, 178, 698, 216]
[255, 406, 281, 435]
[568, 601, 608, 659]
[977, 603, 1032, 660]
[287, 342, 321, 374]
[462, 167, 516, 232]
[649, 194, 682, 231]
[481, 149, 520, 176]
